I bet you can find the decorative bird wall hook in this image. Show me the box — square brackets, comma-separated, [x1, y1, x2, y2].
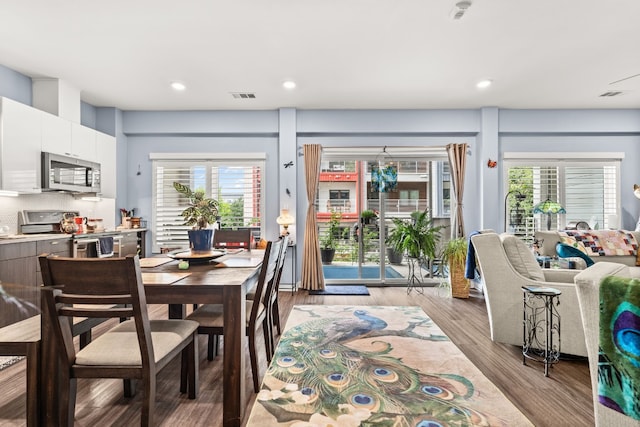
[284, 161, 294, 168]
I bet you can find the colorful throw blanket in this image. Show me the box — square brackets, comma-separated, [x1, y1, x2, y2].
[559, 230, 638, 257]
[599, 276, 640, 420]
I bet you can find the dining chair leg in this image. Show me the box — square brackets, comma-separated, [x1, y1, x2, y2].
[141, 374, 156, 427]
[262, 318, 272, 363]
[188, 335, 198, 399]
[248, 328, 260, 393]
[206, 332, 216, 361]
[61, 376, 76, 427]
[273, 299, 281, 336]
[267, 315, 275, 360]
[180, 348, 187, 394]
[124, 379, 136, 397]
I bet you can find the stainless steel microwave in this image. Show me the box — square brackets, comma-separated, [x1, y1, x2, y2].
[41, 152, 101, 193]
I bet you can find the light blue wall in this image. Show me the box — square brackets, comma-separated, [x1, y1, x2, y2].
[0, 64, 31, 105]
[81, 101, 97, 128]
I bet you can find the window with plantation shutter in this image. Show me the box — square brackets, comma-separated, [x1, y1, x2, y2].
[152, 157, 264, 253]
[505, 156, 620, 238]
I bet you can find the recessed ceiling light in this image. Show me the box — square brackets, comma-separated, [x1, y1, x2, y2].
[171, 81, 186, 91]
[476, 79, 492, 89]
[282, 80, 297, 90]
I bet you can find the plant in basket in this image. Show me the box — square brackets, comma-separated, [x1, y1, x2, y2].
[442, 237, 469, 298]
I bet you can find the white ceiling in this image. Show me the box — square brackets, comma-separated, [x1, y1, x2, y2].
[1, 0, 639, 111]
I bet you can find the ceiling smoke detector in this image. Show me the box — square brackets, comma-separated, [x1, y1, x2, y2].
[450, 0, 473, 20]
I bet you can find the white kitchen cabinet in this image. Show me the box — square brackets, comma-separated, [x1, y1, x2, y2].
[95, 131, 116, 198]
[71, 122, 97, 161]
[42, 110, 97, 162]
[41, 110, 72, 156]
[0, 97, 42, 192]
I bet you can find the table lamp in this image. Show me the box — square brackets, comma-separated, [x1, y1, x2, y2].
[533, 199, 566, 231]
[276, 208, 295, 235]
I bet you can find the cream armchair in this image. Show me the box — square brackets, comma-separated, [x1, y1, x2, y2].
[471, 232, 587, 357]
[574, 262, 640, 427]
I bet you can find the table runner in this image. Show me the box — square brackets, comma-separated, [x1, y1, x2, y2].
[247, 305, 532, 426]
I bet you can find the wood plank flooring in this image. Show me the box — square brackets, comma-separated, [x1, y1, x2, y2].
[0, 286, 593, 426]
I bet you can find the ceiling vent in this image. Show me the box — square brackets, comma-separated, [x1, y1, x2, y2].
[599, 91, 624, 97]
[450, 0, 473, 20]
[231, 92, 256, 99]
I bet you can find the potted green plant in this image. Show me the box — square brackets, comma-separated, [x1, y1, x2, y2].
[385, 222, 406, 265]
[386, 210, 443, 261]
[320, 210, 343, 264]
[173, 182, 219, 251]
[360, 209, 378, 225]
[442, 237, 469, 298]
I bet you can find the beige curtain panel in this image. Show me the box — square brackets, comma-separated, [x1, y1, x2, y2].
[301, 144, 325, 290]
[447, 143, 467, 239]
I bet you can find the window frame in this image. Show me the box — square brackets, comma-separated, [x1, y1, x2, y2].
[503, 154, 621, 232]
[151, 153, 265, 253]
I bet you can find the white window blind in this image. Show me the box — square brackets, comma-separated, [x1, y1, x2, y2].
[152, 159, 264, 253]
[505, 160, 619, 232]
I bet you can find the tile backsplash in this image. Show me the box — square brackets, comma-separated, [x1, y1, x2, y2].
[0, 192, 116, 234]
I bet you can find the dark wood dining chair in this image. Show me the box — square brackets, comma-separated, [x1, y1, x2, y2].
[212, 228, 252, 250]
[261, 235, 289, 358]
[39, 254, 199, 427]
[185, 238, 282, 392]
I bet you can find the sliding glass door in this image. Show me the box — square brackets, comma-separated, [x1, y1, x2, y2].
[318, 148, 450, 285]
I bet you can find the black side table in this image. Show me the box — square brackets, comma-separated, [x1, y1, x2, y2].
[521, 285, 562, 377]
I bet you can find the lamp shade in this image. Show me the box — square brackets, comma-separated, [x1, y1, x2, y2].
[532, 200, 566, 214]
[276, 209, 295, 226]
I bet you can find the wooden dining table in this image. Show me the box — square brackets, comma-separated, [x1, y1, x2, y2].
[39, 250, 264, 427]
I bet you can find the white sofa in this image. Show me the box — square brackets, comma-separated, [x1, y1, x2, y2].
[574, 263, 640, 427]
[535, 230, 640, 268]
[471, 232, 587, 357]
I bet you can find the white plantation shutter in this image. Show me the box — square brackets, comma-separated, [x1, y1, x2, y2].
[506, 159, 619, 233]
[152, 158, 264, 253]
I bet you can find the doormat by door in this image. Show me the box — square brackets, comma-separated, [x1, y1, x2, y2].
[309, 285, 370, 295]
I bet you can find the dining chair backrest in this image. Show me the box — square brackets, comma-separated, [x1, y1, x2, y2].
[266, 235, 289, 299]
[249, 239, 283, 321]
[213, 229, 252, 250]
[39, 255, 154, 368]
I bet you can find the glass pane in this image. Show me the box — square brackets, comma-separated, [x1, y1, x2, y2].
[317, 154, 450, 284]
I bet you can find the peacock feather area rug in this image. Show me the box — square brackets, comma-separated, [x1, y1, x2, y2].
[247, 305, 532, 426]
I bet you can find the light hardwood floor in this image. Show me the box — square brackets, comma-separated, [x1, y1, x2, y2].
[0, 286, 593, 426]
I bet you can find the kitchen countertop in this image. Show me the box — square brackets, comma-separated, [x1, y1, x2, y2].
[0, 228, 146, 245]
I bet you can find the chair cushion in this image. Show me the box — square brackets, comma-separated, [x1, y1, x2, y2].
[74, 319, 198, 366]
[185, 301, 264, 329]
[556, 242, 594, 267]
[501, 234, 545, 281]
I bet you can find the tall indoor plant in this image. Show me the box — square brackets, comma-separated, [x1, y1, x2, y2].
[442, 237, 469, 298]
[173, 182, 219, 251]
[386, 210, 443, 262]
